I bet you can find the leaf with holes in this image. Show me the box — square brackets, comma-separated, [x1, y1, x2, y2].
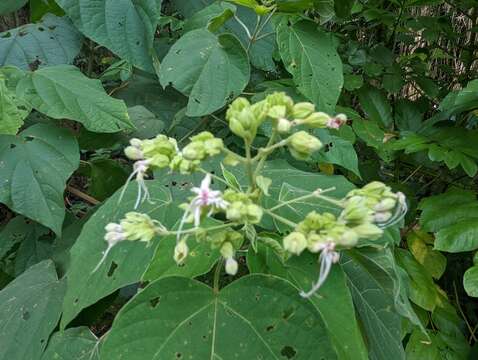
[60, 179, 184, 328]
[277, 20, 343, 114]
[0, 124, 79, 236]
[0, 14, 82, 69]
[247, 245, 368, 360]
[0, 260, 65, 360]
[159, 29, 250, 117]
[101, 275, 337, 359]
[56, 0, 162, 72]
[17, 65, 133, 133]
[41, 327, 99, 360]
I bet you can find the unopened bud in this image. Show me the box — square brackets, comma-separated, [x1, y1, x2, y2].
[293, 102, 315, 119]
[277, 118, 292, 133]
[374, 211, 392, 223]
[125, 146, 144, 160]
[225, 257, 238, 275]
[374, 198, 397, 212]
[129, 138, 142, 148]
[174, 241, 189, 264]
[283, 232, 308, 255]
[288, 131, 322, 160]
[302, 112, 331, 128]
[268, 105, 287, 119]
[352, 223, 383, 239]
[220, 242, 235, 259]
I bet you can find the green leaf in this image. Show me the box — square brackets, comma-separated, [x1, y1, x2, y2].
[255, 175, 272, 196]
[0, 260, 65, 360]
[56, 0, 162, 72]
[0, 14, 82, 69]
[334, 0, 355, 18]
[127, 105, 165, 138]
[17, 65, 133, 133]
[100, 275, 337, 359]
[247, 245, 368, 360]
[419, 189, 478, 232]
[313, 129, 360, 177]
[435, 220, 478, 252]
[0, 0, 28, 15]
[0, 124, 79, 235]
[159, 29, 250, 116]
[341, 248, 406, 360]
[183, 1, 236, 32]
[464, 266, 478, 297]
[0, 76, 30, 135]
[277, 20, 343, 114]
[407, 230, 446, 279]
[358, 85, 393, 127]
[395, 249, 440, 311]
[41, 327, 99, 360]
[30, 0, 65, 22]
[60, 180, 183, 328]
[87, 159, 129, 201]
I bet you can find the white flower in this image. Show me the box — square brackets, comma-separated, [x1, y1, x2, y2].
[92, 222, 126, 273]
[376, 192, 408, 229]
[118, 159, 153, 209]
[300, 242, 340, 298]
[174, 241, 189, 264]
[189, 174, 229, 226]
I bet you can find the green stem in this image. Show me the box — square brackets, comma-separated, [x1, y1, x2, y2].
[198, 168, 231, 188]
[213, 258, 224, 294]
[252, 129, 278, 180]
[244, 139, 255, 191]
[264, 209, 298, 229]
[222, 147, 247, 163]
[268, 187, 336, 212]
[165, 223, 234, 237]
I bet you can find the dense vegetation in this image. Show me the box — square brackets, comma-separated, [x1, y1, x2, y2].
[1, 0, 478, 359]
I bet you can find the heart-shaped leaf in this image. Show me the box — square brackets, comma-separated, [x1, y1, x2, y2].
[41, 327, 99, 360]
[101, 275, 337, 359]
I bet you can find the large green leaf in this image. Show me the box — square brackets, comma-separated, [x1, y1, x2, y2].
[101, 275, 337, 359]
[17, 65, 133, 133]
[0, 76, 30, 135]
[0, 0, 28, 15]
[341, 248, 406, 360]
[57, 0, 162, 72]
[435, 220, 478, 252]
[60, 179, 184, 328]
[0, 260, 65, 360]
[247, 245, 368, 360]
[159, 29, 250, 116]
[277, 20, 343, 114]
[41, 327, 99, 360]
[0, 14, 82, 69]
[0, 124, 79, 235]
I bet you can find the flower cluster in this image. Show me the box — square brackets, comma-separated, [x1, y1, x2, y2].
[222, 190, 263, 224]
[284, 182, 406, 297]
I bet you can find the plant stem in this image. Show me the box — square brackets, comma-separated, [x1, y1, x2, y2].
[268, 187, 336, 212]
[244, 139, 255, 191]
[264, 209, 298, 229]
[213, 258, 224, 294]
[166, 223, 234, 237]
[253, 129, 278, 180]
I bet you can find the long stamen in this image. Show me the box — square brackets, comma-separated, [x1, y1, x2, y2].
[118, 168, 140, 205]
[300, 247, 339, 298]
[91, 244, 113, 273]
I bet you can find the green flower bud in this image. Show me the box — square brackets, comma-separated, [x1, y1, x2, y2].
[374, 198, 397, 212]
[204, 138, 223, 156]
[288, 131, 322, 160]
[148, 154, 171, 168]
[352, 223, 383, 240]
[301, 112, 331, 128]
[129, 138, 142, 148]
[223, 153, 240, 166]
[293, 102, 315, 119]
[226, 202, 244, 222]
[174, 241, 189, 264]
[268, 105, 287, 119]
[182, 142, 205, 160]
[246, 204, 263, 224]
[124, 146, 144, 160]
[265, 92, 294, 113]
[190, 131, 214, 143]
[283, 232, 308, 255]
[220, 242, 235, 259]
[338, 229, 358, 247]
[374, 211, 392, 223]
[120, 212, 157, 243]
[277, 118, 292, 133]
[341, 196, 373, 225]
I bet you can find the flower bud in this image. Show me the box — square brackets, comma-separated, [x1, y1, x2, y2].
[124, 146, 144, 160]
[288, 131, 322, 160]
[283, 232, 308, 255]
[182, 142, 205, 160]
[246, 204, 263, 224]
[129, 138, 142, 148]
[148, 154, 171, 168]
[341, 196, 373, 225]
[105, 223, 123, 233]
[225, 257, 238, 275]
[104, 230, 126, 247]
[374, 198, 397, 212]
[338, 230, 358, 247]
[293, 102, 315, 119]
[268, 105, 287, 119]
[374, 211, 392, 223]
[120, 212, 157, 243]
[220, 242, 235, 259]
[302, 112, 331, 128]
[277, 118, 292, 133]
[174, 241, 189, 264]
[352, 223, 383, 239]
